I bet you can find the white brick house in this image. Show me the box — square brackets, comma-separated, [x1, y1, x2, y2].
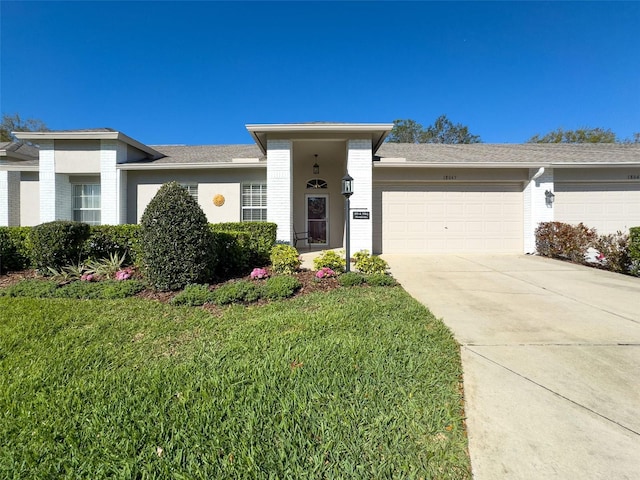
[2, 123, 640, 254]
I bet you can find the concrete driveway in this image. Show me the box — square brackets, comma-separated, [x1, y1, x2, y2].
[383, 254, 640, 479]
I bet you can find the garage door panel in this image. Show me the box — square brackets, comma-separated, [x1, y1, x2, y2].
[380, 184, 523, 253]
[555, 183, 640, 234]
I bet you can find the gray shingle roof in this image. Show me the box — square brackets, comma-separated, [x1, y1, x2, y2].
[0, 142, 40, 166]
[0, 141, 40, 158]
[147, 144, 264, 164]
[376, 143, 640, 165]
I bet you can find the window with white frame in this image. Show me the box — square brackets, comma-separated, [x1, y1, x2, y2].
[72, 184, 101, 225]
[180, 183, 198, 202]
[241, 182, 267, 221]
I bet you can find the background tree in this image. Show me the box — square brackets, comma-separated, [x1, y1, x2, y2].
[388, 115, 481, 144]
[386, 119, 425, 143]
[422, 114, 481, 144]
[622, 132, 640, 144]
[0, 113, 48, 142]
[528, 127, 616, 143]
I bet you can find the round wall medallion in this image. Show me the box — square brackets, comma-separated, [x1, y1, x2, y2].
[213, 194, 225, 207]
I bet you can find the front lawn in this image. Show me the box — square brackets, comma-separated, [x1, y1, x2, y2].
[0, 287, 470, 479]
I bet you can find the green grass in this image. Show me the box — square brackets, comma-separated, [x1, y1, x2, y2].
[0, 288, 470, 479]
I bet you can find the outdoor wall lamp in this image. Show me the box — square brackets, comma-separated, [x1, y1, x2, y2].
[341, 173, 354, 198]
[545, 190, 555, 206]
[341, 172, 354, 272]
[313, 154, 320, 175]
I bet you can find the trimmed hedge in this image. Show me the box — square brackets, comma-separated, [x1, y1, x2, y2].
[0, 227, 32, 272]
[535, 222, 597, 263]
[629, 227, 640, 276]
[85, 224, 141, 265]
[211, 230, 251, 280]
[29, 221, 91, 273]
[210, 222, 277, 266]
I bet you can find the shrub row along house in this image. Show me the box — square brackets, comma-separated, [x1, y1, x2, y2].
[1, 123, 639, 254]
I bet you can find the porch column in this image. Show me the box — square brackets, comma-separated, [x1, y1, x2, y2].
[523, 167, 554, 253]
[101, 139, 127, 225]
[0, 171, 20, 226]
[267, 139, 293, 244]
[346, 138, 373, 254]
[38, 140, 73, 223]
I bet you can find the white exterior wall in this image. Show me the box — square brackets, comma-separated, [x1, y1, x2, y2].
[20, 173, 40, 226]
[267, 139, 293, 243]
[0, 171, 21, 226]
[100, 139, 126, 225]
[38, 141, 73, 223]
[523, 167, 554, 253]
[346, 139, 373, 254]
[39, 140, 57, 223]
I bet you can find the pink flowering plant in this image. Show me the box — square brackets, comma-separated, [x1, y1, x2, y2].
[80, 273, 95, 282]
[250, 267, 268, 280]
[315, 267, 336, 279]
[115, 268, 133, 281]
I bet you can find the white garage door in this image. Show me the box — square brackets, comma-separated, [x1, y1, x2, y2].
[555, 183, 640, 234]
[379, 184, 523, 253]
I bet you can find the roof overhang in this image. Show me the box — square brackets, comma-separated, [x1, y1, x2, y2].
[0, 150, 36, 162]
[245, 123, 394, 155]
[117, 162, 266, 171]
[13, 130, 163, 159]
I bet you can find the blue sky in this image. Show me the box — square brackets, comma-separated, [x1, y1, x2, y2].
[1, 1, 639, 145]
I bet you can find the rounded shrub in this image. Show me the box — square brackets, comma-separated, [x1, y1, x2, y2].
[353, 250, 389, 275]
[365, 273, 397, 287]
[263, 275, 301, 300]
[313, 250, 346, 274]
[338, 272, 365, 287]
[171, 284, 215, 306]
[139, 182, 216, 291]
[212, 280, 262, 305]
[29, 221, 91, 274]
[270, 244, 301, 274]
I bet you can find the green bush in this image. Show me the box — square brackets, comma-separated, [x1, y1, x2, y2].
[313, 250, 346, 274]
[97, 280, 145, 299]
[139, 182, 216, 291]
[627, 227, 640, 276]
[170, 284, 215, 306]
[338, 272, 365, 287]
[0, 279, 58, 298]
[270, 244, 301, 274]
[366, 273, 398, 287]
[263, 275, 301, 300]
[535, 222, 597, 263]
[0, 227, 32, 272]
[593, 231, 630, 274]
[29, 221, 91, 273]
[212, 280, 262, 305]
[353, 250, 389, 275]
[211, 230, 251, 280]
[85, 225, 141, 265]
[211, 222, 277, 266]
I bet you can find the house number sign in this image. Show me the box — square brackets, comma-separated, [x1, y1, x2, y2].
[628, 175, 640, 180]
[352, 211, 370, 220]
[443, 175, 457, 180]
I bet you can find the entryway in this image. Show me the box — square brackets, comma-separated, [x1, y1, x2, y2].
[305, 194, 329, 246]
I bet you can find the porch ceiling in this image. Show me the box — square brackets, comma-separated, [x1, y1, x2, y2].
[245, 122, 393, 155]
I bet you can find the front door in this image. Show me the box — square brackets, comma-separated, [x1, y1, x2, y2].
[306, 194, 329, 245]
